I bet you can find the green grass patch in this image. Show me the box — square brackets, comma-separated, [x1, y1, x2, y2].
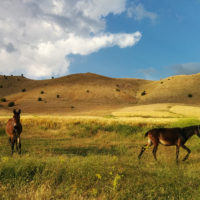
[0, 156, 200, 199]
[0, 117, 200, 199]
[0, 128, 5, 136]
[67, 123, 145, 137]
[169, 118, 200, 128]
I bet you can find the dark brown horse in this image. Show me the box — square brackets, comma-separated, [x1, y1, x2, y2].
[138, 126, 200, 162]
[6, 109, 22, 155]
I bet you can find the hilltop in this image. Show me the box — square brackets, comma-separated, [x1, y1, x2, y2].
[0, 72, 200, 114]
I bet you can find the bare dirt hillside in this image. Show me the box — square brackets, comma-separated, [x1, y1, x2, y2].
[0, 73, 149, 114]
[137, 73, 200, 104]
[0, 72, 200, 114]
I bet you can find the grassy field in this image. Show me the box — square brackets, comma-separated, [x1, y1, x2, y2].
[1, 112, 200, 199]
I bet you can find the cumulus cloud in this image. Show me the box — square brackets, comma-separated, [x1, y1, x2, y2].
[0, 0, 142, 79]
[127, 3, 157, 23]
[171, 63, 200, 75]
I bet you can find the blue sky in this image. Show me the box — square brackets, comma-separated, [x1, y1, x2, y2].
[69, 0, 200, 80]
[0, 0, 200, 80]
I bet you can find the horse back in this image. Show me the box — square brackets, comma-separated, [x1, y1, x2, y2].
[147, 128, 183, 145]
[6, 118, 22, 138]
[6, 118, 15, 137]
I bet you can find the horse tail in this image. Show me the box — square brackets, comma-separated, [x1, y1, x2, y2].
[144, 131, 149, 138]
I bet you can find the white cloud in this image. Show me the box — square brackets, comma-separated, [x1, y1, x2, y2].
[75, 0, 126, 18]
[127, 3, 157, 23]
[0, 0, 142, 79]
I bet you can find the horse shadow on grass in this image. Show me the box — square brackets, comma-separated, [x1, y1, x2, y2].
[51, 146, 121, 157]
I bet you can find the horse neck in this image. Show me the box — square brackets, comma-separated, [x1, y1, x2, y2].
[184, 126, 197, 139]
[13, 117, 20, 125]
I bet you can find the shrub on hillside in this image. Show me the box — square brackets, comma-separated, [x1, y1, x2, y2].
[8, 102, 15, 107]
[38, 97, 42, 101]
[56, 94, 60, 98]
[22, 88, 26, 92]
[0, 85, 3, 88]
[141, 90, 146, 96]
[1, 97, 6, 102]
[188, 94, 193, 98]
[40, 91, 44, 94]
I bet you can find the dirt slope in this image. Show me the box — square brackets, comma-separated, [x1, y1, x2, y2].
[0, 73, 149, 114]
[0, 72, 200, 114]
[137, 73, 200, 104]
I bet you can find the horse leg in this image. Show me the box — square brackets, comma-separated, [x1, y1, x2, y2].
[138, 145, 147, 159]
[18, 137, 21, 155]
[138, 139, 152, 159]
[10, 138, 14, 156]
[16, 137, 18, 152]
[181, 144, 191, 161]
[152, 144, 158, 161]
[176, 145, 180, 163]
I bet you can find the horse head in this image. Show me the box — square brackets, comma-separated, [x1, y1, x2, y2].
[13, 109, 21, 131]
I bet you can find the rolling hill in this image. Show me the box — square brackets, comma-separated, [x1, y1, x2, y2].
[0, 72, 200, 114]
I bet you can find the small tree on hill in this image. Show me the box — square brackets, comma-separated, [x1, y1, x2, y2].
[1, 98, 6, 102]
[141, 90, 146, 96]
[8, 102, 15, 107]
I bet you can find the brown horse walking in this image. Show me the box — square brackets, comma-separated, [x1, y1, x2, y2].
[6, 109, 22, 155]
[138, 126, 200, 162]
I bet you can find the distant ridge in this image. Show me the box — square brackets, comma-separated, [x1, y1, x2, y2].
[0, 72, 200, 114]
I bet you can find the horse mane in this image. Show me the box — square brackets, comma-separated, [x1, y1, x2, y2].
[181, 125, 198, 139]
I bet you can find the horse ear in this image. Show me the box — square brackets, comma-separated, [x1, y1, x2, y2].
[18, 109, 21, 114]
[13, 109, 16, 114]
